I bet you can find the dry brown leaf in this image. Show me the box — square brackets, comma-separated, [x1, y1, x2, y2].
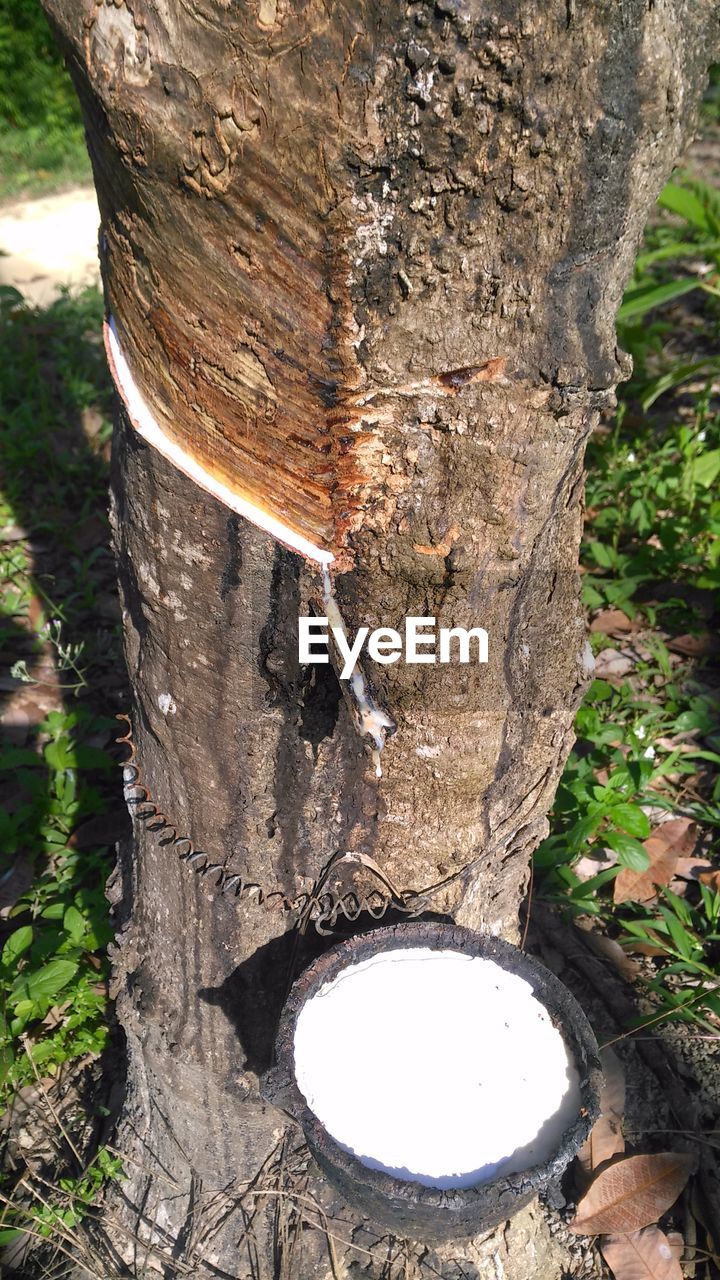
[577, 1047, 626, 1174]
[666, 632, 715, 657]
[601, 1226, 683, 1280]
[698, 868, 720, 892]
[670, 856, 714, 896]
[656, 737, 696, 754]
[650, 819, 698, 857]
[570, 1152, 695, 1235]
[41, 1000, 71, 1030]
[673, 857, 713, 881]
[594, 648, 635, 679]
[590, 609, 634, 636]
[575, 851, 618, 882]
[622, 938, 667, 958]
[577, 927, 641, 981]
[614, 840, 678, 905]
[614, 819, 698, 905]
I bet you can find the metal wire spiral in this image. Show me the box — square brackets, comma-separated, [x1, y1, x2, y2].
[115, 714, 427, 934]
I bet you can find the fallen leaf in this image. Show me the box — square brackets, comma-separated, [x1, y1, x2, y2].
[594, 648, 636, 679]
[614, 820, 697, 905]
[650, 818, 698, 857]
[656, 737, 696, 754]
[575, 850, 618, 882]
[673, 857, 713, 880]
[601, 1226, 683, 1279]
[614, 839, 678, 905]
[670, 857, 715, 896]
[577, 926, 641, 981]
[81, 405, 106, 441]
[666, 633, 715, 657]
[590, 609, 634, 636]
[577, 1047, 626, 1174]
[622, 937, 667, 958]
[570, 1152, 695, 1235]
[41, 1000, 71, 1030]
[698, 868, 720, 892]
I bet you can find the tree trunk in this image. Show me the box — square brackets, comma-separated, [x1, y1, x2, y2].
[45, 1, 716, 1276]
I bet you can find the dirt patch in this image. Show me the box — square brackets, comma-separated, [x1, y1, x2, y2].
[0, 187, 100, 306]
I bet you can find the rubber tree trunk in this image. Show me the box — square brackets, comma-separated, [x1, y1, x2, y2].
[46, 1, 716, 1276]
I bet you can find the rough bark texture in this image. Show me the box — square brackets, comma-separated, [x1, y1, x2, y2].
[44, 1, 718, 1276]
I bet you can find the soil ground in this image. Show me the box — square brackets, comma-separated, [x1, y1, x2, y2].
[0, 187, 100, 306]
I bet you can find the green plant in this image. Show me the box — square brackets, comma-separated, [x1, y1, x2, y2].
[582, 396, 720, 621]
[618, 883, 720, 1027]
[618, 175, 720, 405]
[0, 709, 116, 1106]
[0, 288, 119, 1119]
[534, 162, 720, 1032]
[0, 1145, 125, 1247]
[0, 0, 90, 198]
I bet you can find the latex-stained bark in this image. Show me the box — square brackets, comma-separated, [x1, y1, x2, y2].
[44, 0, 719, 1274]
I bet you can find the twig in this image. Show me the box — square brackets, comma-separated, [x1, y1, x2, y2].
[599, 983, 717, 1049]
[101, 1140, 181, 1189]
[0, 1201, 111, 1278]
[19, 1036, 83, 1167]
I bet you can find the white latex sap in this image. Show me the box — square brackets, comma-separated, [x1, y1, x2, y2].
[294, 948, 581, 1189]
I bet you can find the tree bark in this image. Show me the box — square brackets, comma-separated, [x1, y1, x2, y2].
[44, 1, 718, 1276]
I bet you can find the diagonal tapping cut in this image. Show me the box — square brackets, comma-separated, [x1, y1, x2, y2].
[104, 308, 505, 568]
[104, 315, 335, 566]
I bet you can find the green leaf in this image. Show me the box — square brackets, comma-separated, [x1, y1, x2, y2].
[10, 998, 36, 1021]
[617, 276, 700, 323]
[610, 803, 651, 839]
[0, 284, 25, 309]
[635, 238, 720, 270]
[663, 886, 693, 927]
[658, 907, 697, 961]
[44, 738, 77, 770]
[1, 925, 33, 969]
[692, 449, 720, 489]
[604, 830, 651, 871]
[0, 1044, 15, 1088]
[588, 540, 615, 569]
[0, 748, 43, 769]
[568, 866, 619, 898]
[641, 359, 720, 410]
[587, 679, 614, 703]
[658, 181, 715, 232]
[25, 959, 78, 1004]
[41, 903, 65, 920]
[63, 905, 86, 944]
[567, 811, 604, 850]
[72, 745, 114, 771]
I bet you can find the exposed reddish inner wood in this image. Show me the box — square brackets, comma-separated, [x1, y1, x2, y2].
[101, 150, 370, 558]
